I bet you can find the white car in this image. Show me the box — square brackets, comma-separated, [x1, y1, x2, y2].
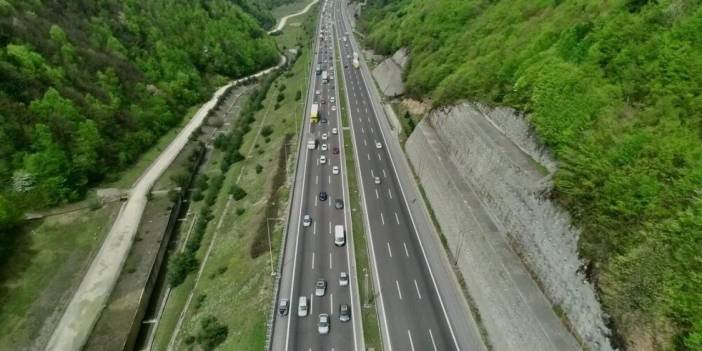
[298, 296, 308, 317]
[332, 166, 340, 175]
[339, 272, 349, 286]
[316, 89, 320, 95]
[331, 105, 336, 111]
[322, 133, 328, 140]
[320, 155, 327, 164]
[332, 127, 338, 135]
[375, 141, 383, 149]
[303, 214, 312, 227]
[330, 97, 336, 103]
[374, 176, 381, 185]
[318, 313, 330, 334]
[321, 143, 328, 151]
[315, 279, 327, 297]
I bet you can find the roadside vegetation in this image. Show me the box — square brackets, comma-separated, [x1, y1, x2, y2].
[152, 4, 317, 349]
[0, 0, 279, 228]
[361, 0, 702, 349]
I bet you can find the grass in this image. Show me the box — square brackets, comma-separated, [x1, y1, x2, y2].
[335, 26, 383, 350]
[271, 0, 315, 21]
[151, 7, 317, 350]
[0, 202, 120, 350]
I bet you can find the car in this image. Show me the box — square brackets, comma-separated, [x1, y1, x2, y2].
[374, 176, 381, 185]
[332, 165, 340, 174]
[339, 304, 351, 322]
[344, 64, 348, 69]
[331, 105, 337, 111]
[339, 272, 349, 286]
[332, 147, 339, 154]
[303, 214, 312, 227]
[315, 279, 327, 297]
[332, 127, 338, 135]
[298, 296, 308, 317]
[346, 54, 350, 59]
[316, 89, 320, 95]
[318, 313, 330, 334]
[321, 143, 328, 151]
[321, 133, 328, 140]
[330, 97, 336, 103]
[335, 199, 344, 209]
[321, 98, 326, 104]
[319, 191, 328, 201]
[320, 155, 327, 164]
[278, 299, 289, 316]
[376, 141, 383, 149]
[320, 118, 328, 124]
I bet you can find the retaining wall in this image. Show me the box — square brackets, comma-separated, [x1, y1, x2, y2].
[405, 102, 614, 350]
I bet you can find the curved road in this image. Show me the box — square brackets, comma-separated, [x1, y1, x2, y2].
[268, 0, 320, 34]
[46, 55, 286, 351]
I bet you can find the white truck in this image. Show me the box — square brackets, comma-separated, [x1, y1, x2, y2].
[307, 138, 317, 150]
[334, 225, 345, 246]
[321, 70, 328, 83]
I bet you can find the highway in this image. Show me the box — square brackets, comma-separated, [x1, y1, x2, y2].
[331, 1, 486, 350]
[271, 1, 364, 350]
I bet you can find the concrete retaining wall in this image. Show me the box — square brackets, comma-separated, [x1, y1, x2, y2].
[405, 103, 614, 350]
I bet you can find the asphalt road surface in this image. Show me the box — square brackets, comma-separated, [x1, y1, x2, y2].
[271, 1, 363, 350]
[332, 1, 486, 350]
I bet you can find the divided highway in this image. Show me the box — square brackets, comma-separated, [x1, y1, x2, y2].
[271, 1, 363, 350]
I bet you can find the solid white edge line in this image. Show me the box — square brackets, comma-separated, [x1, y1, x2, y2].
[348, 8, 461, 347]
[336, 8, 391, 351]
[284, 8, 322, 350]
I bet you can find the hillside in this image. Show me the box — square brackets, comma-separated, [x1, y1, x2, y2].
[360, 0, 702, 350]
[0, 0, 281, 229]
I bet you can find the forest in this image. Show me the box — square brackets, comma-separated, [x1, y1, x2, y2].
[360, 0, 702, 349]
[0, 0, 287, 230]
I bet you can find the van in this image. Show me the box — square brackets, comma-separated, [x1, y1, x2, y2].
[334, 225, 345, 247]
[298, 296, 308, 317]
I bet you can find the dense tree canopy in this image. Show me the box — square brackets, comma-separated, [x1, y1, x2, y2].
[362, 0, 702, 349]
[0, 0, 280, 220]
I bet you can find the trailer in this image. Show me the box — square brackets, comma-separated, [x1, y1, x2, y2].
[310, 103, 319, 123]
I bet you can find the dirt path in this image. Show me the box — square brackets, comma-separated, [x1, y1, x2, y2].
[268, 0, 319, 33]
[45, 55, 286, 351]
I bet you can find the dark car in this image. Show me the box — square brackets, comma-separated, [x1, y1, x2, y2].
[320, 118, 328, 124]
[339, 304, 351, 322]
[335, 199, 344, 209]
[279, 299, 289, 316]
[319, 191, 328, 201]
[332, 147, 339, 154]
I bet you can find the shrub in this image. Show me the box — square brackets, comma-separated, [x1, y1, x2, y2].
[295, 90, 302, 100]
[236, 208, 245, 216]
[167, 252, 198, 287]
[196, 316, 228, 351]
[230, 184, 247, 200]
[255, 164, 263, 174]
[261, 125, 274, 137]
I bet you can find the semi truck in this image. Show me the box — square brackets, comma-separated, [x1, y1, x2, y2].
[310, 103, 319, 123]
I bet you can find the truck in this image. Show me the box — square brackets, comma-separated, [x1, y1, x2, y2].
[321, 70, 328, 83]
[334, 225, 345, 246]
[352, 52, 360, 68]
[307, 138, 317, 150]
[310, 103, 319, 123]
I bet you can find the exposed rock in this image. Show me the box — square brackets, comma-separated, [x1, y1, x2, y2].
[371, 48, 408, 97]
[405, 102, 614, 351]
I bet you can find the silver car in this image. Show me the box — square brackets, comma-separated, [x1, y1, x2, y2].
[318, 313, 330, 334]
